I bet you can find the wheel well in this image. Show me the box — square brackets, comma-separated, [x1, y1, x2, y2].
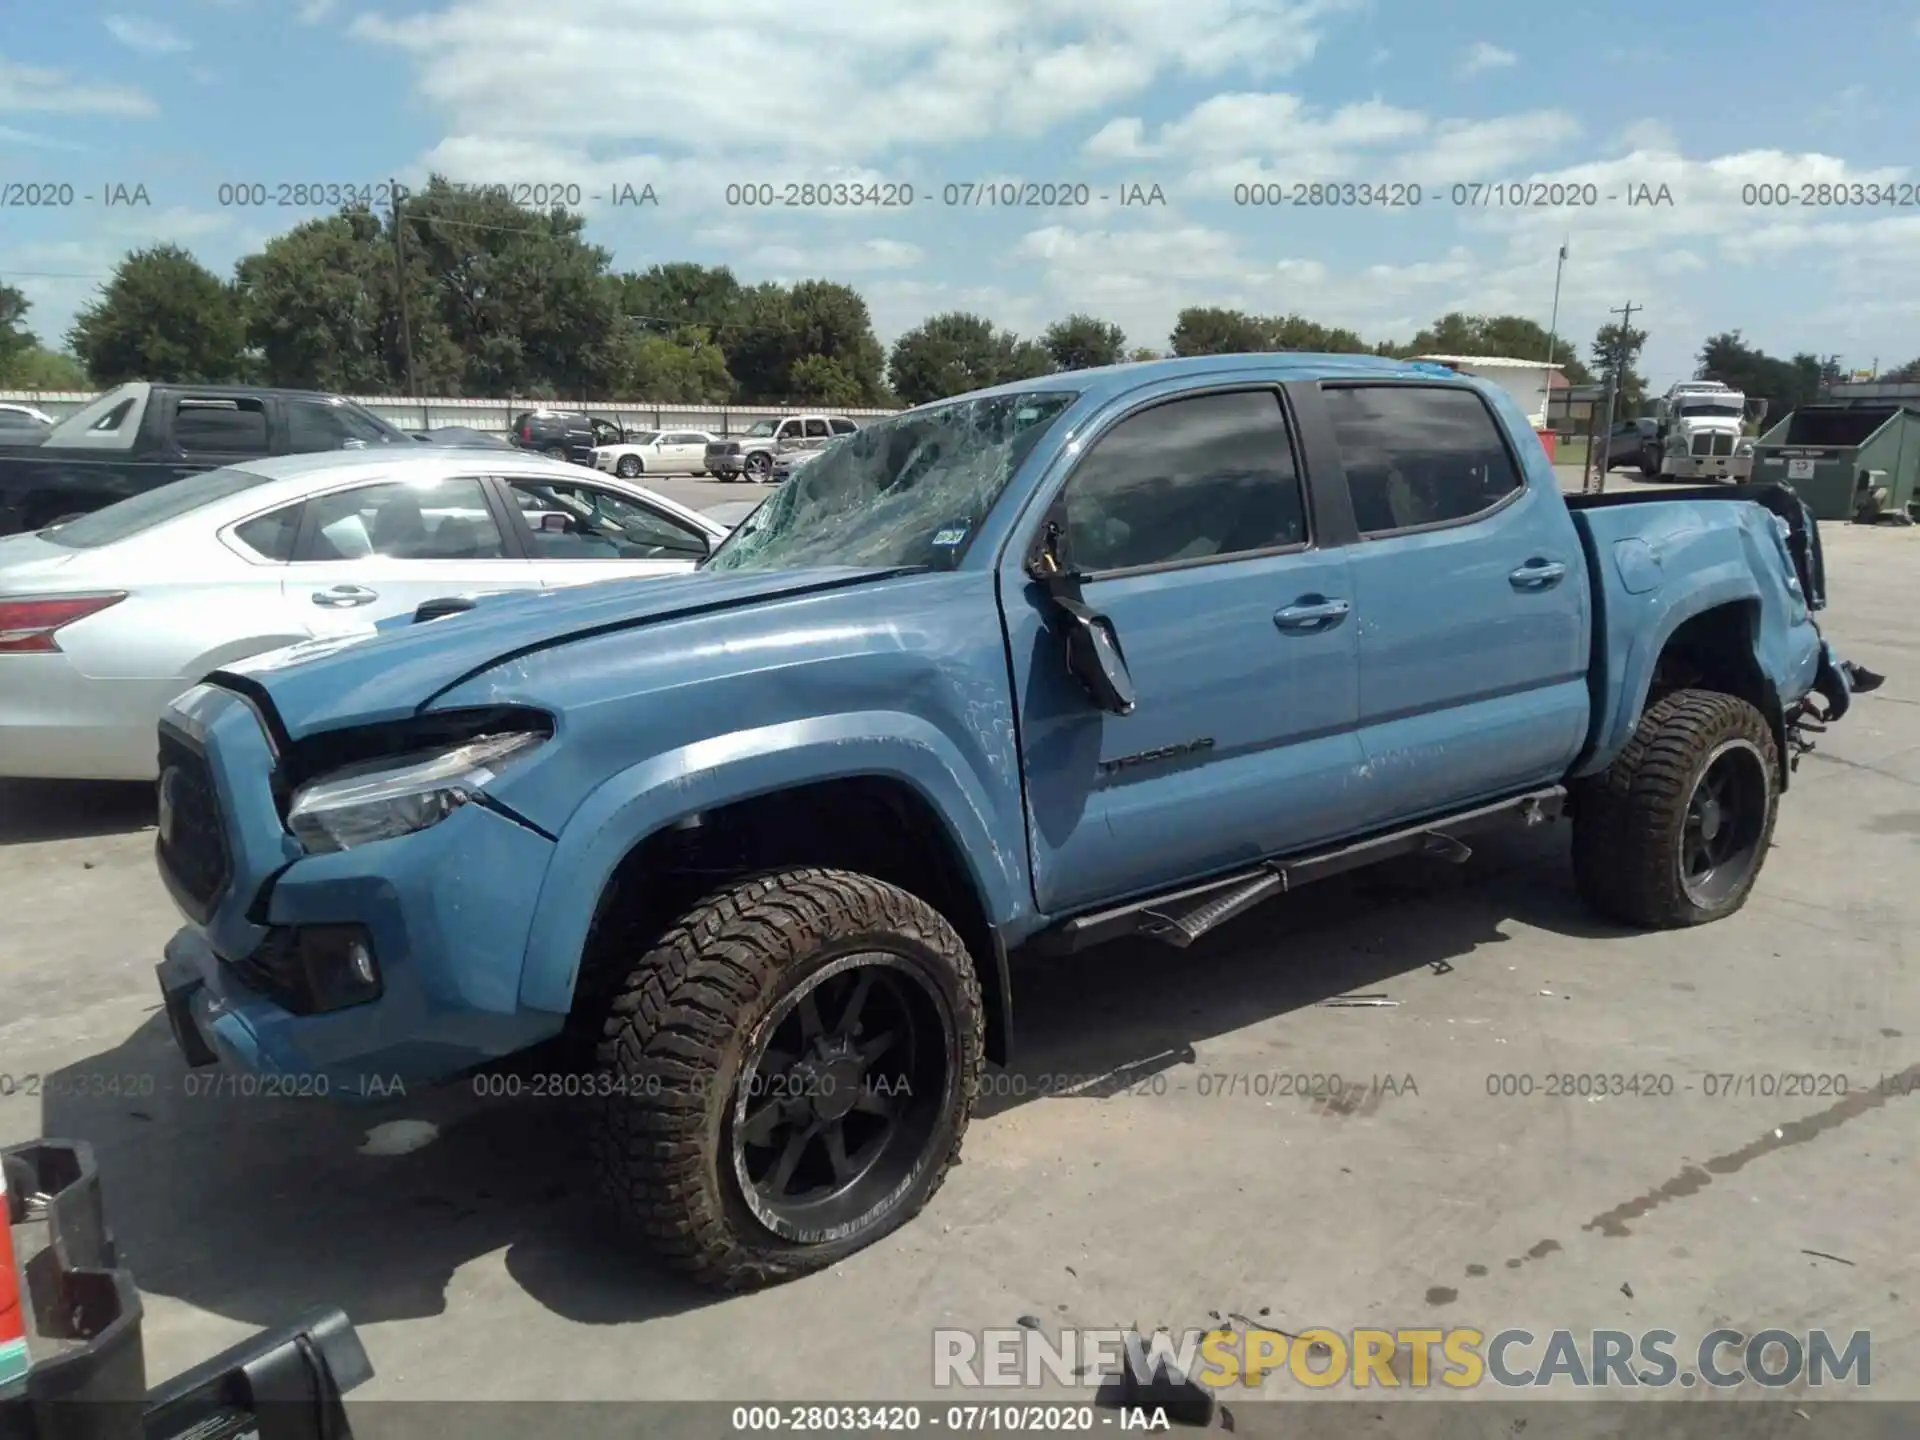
[1645, 601, 1788, 785]
[571, 776, 1010, 1063]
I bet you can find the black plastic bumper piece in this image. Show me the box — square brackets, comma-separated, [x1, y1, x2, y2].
[0, 1140, 372, 1440]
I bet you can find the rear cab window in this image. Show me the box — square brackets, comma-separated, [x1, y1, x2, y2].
[170, 396, 269, 453]
[1322, 385, 1524, 536]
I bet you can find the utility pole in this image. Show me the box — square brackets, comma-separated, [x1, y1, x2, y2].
[1542, 239, 1568, 424]
[390, 178, 419, 398]
[1590, 299, 1639, 493]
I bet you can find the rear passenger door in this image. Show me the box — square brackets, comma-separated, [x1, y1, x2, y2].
[274, 475, 539, 635]
[1311, 382, 1590, 827]
[1009, 385, 1363, 914]
[660, 432, 708, 471]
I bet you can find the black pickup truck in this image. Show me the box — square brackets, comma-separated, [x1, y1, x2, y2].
[0, 383, 413, 536]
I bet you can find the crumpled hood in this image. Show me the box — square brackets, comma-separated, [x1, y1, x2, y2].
[215, 566, 890, 738]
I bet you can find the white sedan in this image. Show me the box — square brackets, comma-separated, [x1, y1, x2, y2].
[591, 428, 717, 478]
[0, 448, 728, 781]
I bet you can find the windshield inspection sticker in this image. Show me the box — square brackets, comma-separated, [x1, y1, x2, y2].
[932, 526, 969, 547]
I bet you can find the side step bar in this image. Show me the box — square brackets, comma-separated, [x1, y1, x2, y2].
[1034, 786, 1565, 955]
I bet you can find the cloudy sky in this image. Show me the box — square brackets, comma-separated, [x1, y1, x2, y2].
[3, 0, 1917, 388]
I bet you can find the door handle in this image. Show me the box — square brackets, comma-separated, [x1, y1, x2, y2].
[313, 584, 379, 607]
[1509, 560, 1567, 590]
[1274, 597, 1350, 631]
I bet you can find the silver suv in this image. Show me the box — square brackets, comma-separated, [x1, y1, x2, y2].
[704, 413, 859, 482]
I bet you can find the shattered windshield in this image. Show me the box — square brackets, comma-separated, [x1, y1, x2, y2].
[703, 390, 1077, 572]
[742, 420, 780, 438]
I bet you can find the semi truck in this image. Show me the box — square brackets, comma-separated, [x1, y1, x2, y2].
[1652, 380, 1766, 483]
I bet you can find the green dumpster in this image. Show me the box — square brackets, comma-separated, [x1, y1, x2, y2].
[1753, 402, 1920, 522]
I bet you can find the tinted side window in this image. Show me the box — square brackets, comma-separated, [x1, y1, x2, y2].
[233, 503, 303, 561]
[804, 418, 829, 438]
[1064, 390, 1307, 573]
[507, 478, 709, 560]
[284, 399, 392, 452]
[173, 399, 268, 451]
[829, 418, 858, 435]
[1324, 386, 1523, 535]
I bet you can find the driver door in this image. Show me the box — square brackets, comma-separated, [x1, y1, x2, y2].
[496, 474, 713, 587]
[1004, 384, 1364, 915]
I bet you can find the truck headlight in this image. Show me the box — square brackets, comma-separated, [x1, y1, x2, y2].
[1735, 438, 1755, 456]
[1665, 433, 1688, 453]
[287, 731, 544, 853]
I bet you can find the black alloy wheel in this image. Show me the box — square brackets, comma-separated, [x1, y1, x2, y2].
[730, 950, 953, 1243]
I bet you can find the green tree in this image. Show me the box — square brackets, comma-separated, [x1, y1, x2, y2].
[236, 209, 418, 392]
[1882, 355, 1920, 383]
[1169, 307, 1269, 356]
[620, 263, 744, 337]
[0, 282, 35, 378]
[886, 312, 1056, 406]
[1128, 346, 1161, 363]
[2, 345, 91, 389]
[789, 354, 869, 408]
[1408, 311, 1590, 382]
[618, 326, 733, 403]
[727, 280, 887, 404]
[68, 244, 245, 384]
[1592, 319, 1650, 416]
[1696, 331, 1828, 428]
[1267, 314, 1368, 353]
[1042, 314, 1127, 371]
[396, 176, 623, 397]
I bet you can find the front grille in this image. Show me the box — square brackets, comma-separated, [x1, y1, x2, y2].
[156, 733, 231, 921]
[1690, 432, 1736, 457]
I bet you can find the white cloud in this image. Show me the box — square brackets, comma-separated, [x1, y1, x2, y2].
[0, 55, 156, 115]
[1084, 93, 1573, 194]
[350, 0, 1356, 159]
[1392, 111, 1582, 180]
[1459, 41, 1517, 75]
[0, 124, 86, 150]
[743, 237, 926, 273]
[299, 0, 338, 19]
[104, 16, 193, 54]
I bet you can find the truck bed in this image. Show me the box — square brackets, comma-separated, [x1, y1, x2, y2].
[1563, 480, 1828, 783]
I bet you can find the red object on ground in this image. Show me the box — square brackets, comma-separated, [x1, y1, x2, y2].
[0, 1159, 25, 1382]
[1536, 428, 1558, 463]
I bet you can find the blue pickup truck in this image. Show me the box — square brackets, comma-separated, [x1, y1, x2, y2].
[151, 354, 1865, 1289]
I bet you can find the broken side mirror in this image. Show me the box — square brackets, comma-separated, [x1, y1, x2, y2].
[1026, 510, 1135, 717]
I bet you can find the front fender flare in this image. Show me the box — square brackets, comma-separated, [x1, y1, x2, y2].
[517, 712, 1030, 1015]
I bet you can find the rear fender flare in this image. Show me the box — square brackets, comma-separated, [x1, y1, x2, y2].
[1576, 564, 1765, 778]
[517, 713, 1029, 1015]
